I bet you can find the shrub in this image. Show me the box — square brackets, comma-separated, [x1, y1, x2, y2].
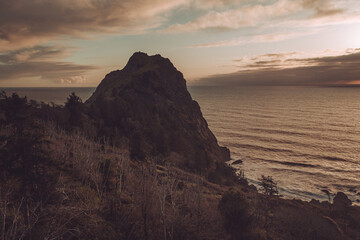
[218, 191, 253, 240]
[65, 92, 84, 127]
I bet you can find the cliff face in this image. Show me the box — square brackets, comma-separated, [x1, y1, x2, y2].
[87, 52, 230, 173]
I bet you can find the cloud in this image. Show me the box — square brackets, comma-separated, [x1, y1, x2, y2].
[193, 0, 250, 9]
[190, 31, 314, 48]
[1, 0, 359, 86]
[232, 51, 338, 69]
[0, 0, 194, 84]
[164, 0, 300, 33]
[197, 50, 360, 86]
[302, 0, 344, 17]
[0, 0, 188, 51]
[0, 46, 97, 84]
[60, 75, 88, 85]
[2, 0, 358, 51]
[0, 45, 71, 63]
[163, 0, 359, 33]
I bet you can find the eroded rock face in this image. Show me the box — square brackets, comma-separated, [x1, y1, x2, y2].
[87, 52, 230, 174]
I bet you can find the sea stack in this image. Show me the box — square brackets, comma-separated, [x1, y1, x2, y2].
[87, 52, 230, 175]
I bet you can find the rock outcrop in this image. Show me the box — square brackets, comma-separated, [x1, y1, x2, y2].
[86, 52, 230, 175]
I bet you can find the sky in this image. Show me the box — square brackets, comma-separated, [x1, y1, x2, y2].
[0, 0, 360, 87]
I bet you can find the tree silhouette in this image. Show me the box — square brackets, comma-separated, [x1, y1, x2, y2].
[65, 92, 83, 127]
[259, 175, 278, 197]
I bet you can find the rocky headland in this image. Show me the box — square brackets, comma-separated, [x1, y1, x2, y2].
[86, 52, 230, 179]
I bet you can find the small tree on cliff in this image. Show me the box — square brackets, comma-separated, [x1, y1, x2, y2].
[259, 175, 279, 196]
[259, 175, 278, 197]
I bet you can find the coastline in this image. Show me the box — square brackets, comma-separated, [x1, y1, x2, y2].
[2, 86, 360, 205]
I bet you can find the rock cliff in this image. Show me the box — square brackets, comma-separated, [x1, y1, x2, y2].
[86, 52, 230, 175]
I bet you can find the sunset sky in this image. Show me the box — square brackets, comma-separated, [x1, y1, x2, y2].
[0, 0, 360, 87]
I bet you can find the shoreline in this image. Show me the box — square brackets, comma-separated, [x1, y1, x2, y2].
[228, 158, 360, 206]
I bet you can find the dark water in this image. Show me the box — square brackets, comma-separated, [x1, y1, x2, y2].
[3, 86, 360, 203]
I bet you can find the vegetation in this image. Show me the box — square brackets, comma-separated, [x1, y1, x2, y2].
[258, 175, 278, 197]
[218, 191, 253, 240]
[65, 92, 84, 128]
[0, 92, 227, 239]
[1, 92, 359, 240]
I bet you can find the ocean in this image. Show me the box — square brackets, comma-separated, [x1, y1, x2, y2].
[2, 86, 360, 203]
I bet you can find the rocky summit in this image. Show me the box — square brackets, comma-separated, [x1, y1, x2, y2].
[86, 52, 230, 176]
